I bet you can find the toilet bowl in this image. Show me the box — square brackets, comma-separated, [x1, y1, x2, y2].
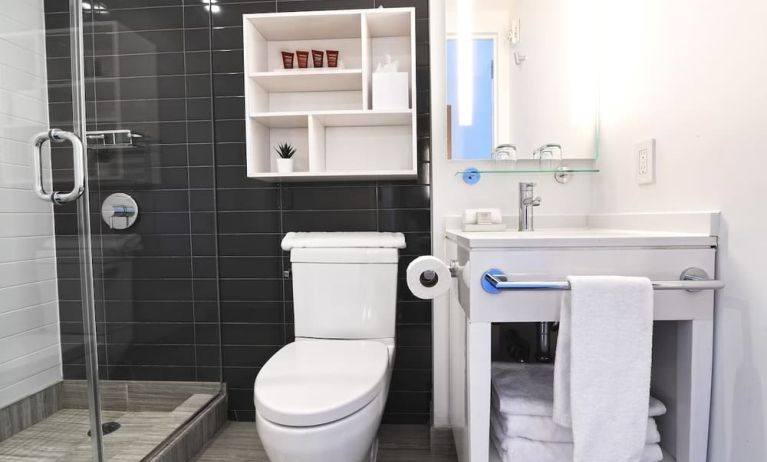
[255, 338, 395, 462]
[253, 232, 405, 462]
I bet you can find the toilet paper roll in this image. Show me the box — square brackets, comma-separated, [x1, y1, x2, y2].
[407, 256, 451, 299]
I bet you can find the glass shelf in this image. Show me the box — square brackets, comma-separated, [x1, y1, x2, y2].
[454, 168, 600, 176]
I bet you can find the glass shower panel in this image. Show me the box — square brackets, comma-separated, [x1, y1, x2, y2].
[77, 0, 225, 458]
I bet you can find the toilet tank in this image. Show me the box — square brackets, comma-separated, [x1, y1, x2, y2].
[282, 232, 406, 339]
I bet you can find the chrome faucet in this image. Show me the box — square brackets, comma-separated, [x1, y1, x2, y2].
[518, 182, 541, 232]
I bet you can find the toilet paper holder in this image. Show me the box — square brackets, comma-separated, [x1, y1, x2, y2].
[419, 260, 461, 286]
[406, 256, 460, 300]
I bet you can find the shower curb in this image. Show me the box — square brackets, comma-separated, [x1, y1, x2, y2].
[148, 389, 228, 462]
[0, 382, 62, 443]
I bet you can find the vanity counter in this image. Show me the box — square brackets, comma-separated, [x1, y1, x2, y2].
[446, 227, 717, 249]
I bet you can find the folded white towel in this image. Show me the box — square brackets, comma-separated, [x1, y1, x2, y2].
[490, 431, 664, 462]
[491, 362, 667, 418]
[553, 276, 655, 462]
[490, 408, 661, 444]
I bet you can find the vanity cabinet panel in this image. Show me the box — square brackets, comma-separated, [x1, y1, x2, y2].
[447, 241, 717, 462]
[459, 247, 716, 323]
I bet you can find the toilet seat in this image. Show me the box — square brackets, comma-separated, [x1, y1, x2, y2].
[254, 339, 389, 427]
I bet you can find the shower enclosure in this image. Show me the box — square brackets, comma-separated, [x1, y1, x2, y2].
[0, 0, 224, 459]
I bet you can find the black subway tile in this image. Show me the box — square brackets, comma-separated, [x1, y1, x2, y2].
[107, 344, 197, 366]
[105, 322, 195, 345]
[217, 234, 283, 256]
[378, 209, 431, 232]
[92, 7, 184, 33]
[222, 323, 284, 346]
[219, 257, 282, 278]
[378, 185, 430, 209]
[216, 188, 280, 211]
[214, 2, 276, 27]
[104, 301, 194, 323]
[220, 302, 284, 323]
[282, 210, 377, 232]
[219, 279, 282, 301]
[282, 186, 376, 210]
[212, 27, 243, 50]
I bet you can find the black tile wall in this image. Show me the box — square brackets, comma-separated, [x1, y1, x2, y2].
[45, 0, 432, 424]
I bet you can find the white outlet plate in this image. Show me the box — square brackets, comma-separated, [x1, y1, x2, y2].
[635, 139, 656, 185]
[510, 19, 521, 45]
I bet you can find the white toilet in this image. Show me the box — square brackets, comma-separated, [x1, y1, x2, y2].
[254, 232, 406, 462]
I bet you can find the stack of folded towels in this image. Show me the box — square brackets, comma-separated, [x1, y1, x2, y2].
[491, 362, 667, 462]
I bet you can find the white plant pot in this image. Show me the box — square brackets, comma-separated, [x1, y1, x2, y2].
[276, 158, 294, 173]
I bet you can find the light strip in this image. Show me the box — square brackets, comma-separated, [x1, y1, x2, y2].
[457, 0, 475, 126]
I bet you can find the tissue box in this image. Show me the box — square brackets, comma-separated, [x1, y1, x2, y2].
[372, 72, 410, 110]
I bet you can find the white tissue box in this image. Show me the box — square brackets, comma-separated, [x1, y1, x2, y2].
[372, 72, 410, 110]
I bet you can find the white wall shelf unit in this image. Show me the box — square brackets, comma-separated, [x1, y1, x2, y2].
[243, 8, 417, 181]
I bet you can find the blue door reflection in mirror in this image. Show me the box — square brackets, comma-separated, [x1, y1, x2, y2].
[447, 38, 495, 160]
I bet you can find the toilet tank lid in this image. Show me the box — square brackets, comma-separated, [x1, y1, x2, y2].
[281, 232, 406, 251]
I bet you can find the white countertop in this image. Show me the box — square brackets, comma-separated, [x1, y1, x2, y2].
[445, 227, 718, 249]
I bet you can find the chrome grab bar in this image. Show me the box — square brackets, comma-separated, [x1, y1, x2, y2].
[32, 128, 85, 204]
[481, 267, 725, 294]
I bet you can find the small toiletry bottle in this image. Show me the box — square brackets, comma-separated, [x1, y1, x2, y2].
[281, 51, 295, 69]
[311, 50, 324, 68]
[296, 50, 309, 68]
[326, 50, 339, 68]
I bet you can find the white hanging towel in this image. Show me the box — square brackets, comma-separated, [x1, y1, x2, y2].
[553, 276, 654, 462]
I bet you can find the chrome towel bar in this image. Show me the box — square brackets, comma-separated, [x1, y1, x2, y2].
[481, 267, 725, 294]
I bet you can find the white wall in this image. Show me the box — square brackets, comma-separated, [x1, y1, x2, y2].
[0, 0, 62, 409]
[431, 2, 767, 453]
[594, 0, 767, 460]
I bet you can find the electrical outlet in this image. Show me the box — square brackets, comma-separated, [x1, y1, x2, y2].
[636, 139, 655, 185]
[510, 19, 521, 45]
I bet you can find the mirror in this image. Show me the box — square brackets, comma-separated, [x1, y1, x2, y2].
[445, 0, 599, 163]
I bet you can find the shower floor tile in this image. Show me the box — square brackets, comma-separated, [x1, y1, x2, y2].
[0, 393, 214, 461]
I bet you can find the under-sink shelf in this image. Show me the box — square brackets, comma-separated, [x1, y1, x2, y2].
[489, 442, 676, 462]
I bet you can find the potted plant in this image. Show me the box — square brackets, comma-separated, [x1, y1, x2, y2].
[274, 142, 296, 173]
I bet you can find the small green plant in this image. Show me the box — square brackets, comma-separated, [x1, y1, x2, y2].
[274, 142, 296, 159]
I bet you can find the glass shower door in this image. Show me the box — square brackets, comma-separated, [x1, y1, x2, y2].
[0, 0, 104, 459]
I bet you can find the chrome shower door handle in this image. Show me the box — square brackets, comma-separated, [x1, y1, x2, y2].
[33, 128, 85, 204]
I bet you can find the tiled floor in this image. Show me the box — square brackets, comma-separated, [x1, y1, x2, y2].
[0, 394, 214, 461]
[194, 422, 459, 462]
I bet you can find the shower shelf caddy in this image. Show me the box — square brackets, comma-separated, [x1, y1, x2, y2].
[243, 8, 417, 181]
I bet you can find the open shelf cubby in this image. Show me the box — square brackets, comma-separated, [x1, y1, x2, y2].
[243, 8, 417, 181]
